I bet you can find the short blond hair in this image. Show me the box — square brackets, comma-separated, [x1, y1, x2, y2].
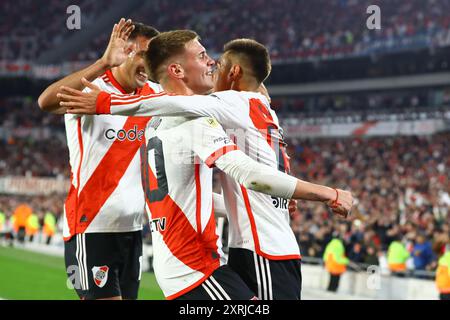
[145, 30, 199, 82]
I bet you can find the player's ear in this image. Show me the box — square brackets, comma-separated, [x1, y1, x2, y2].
[167, 63, 184, 79]
[228, 65, 242, 82]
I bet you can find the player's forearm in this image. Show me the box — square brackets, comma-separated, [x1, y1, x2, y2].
[38, 59, 109, 113]
[291, 180, 336, 202]
[215, 150, 336, 203]
[214, 150, 297, 199]
[104, 93, 171, 116]
[101, 93, 218, 118]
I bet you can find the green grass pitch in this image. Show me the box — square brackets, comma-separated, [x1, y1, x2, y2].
[0, 246, 165, 300]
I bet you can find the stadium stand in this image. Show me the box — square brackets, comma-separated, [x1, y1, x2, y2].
[2, 0, 450, 63]
[0, 0, 106, 61]
[287, 133, 450, 275]
[71, 0, 450, 63]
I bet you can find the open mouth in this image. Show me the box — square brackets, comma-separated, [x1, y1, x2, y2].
[207, 65, 217, 76]
[136, 70, 148, 82]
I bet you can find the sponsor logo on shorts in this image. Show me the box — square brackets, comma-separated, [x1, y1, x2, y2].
[92, 265, 109, 288]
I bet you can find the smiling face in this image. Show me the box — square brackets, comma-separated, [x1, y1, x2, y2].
[180, 39, 216, 94]
[123, 35, 151, 89]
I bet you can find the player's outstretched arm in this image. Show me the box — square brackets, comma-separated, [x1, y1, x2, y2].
[38, 18, 134, 114]
[60, 83, 229, 119]
[215, 150, 353, 218]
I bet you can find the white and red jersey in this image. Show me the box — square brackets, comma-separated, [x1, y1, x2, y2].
[96, 90, 301, 260]
[141, 116, 237, 299]
[62, 70, 162, 240]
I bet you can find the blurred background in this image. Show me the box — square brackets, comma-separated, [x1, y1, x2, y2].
[0, 0, 449, 300]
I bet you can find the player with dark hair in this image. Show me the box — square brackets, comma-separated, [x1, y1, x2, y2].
[38, 19, 161, 300]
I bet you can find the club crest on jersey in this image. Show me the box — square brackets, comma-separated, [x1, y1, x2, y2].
[92, 266, 109, 288]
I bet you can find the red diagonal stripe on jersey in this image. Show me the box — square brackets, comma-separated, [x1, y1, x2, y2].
[75, 116, 150, 234]
[146, 169, 220, 276]
[148, 194, 220, 275]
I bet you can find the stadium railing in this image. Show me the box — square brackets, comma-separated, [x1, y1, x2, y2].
[301, 256, 436, 280]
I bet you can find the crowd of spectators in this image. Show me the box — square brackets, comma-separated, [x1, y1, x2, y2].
[288, 133, 450, 274]
[2, 0, 450, 63]
[0, 137, 68, 177]
[272, 87, 450, 117]
[72, 0, 450, 62]
[0, 97, 67, 177]
[0, 0, 106, 61]
[0, 193, 65, 229]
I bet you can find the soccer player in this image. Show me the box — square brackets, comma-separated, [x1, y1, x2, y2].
[59, 30, 353, 300]
[38, 19, 161, 300]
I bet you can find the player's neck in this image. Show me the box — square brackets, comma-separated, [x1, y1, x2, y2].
[231, 78, 259, 92]
[111, 68, 135, 94]
[162, 80, 195, 96]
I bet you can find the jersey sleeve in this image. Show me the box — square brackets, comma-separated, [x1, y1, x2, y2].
[179, 117, 238, 168]
[96, 90, 248, 128]
[83, 77, 105, 94]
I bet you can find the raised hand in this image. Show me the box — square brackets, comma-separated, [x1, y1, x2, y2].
[100, 18, 135, 69]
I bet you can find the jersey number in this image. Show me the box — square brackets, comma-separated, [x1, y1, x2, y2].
[140, 136, 168, 202]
